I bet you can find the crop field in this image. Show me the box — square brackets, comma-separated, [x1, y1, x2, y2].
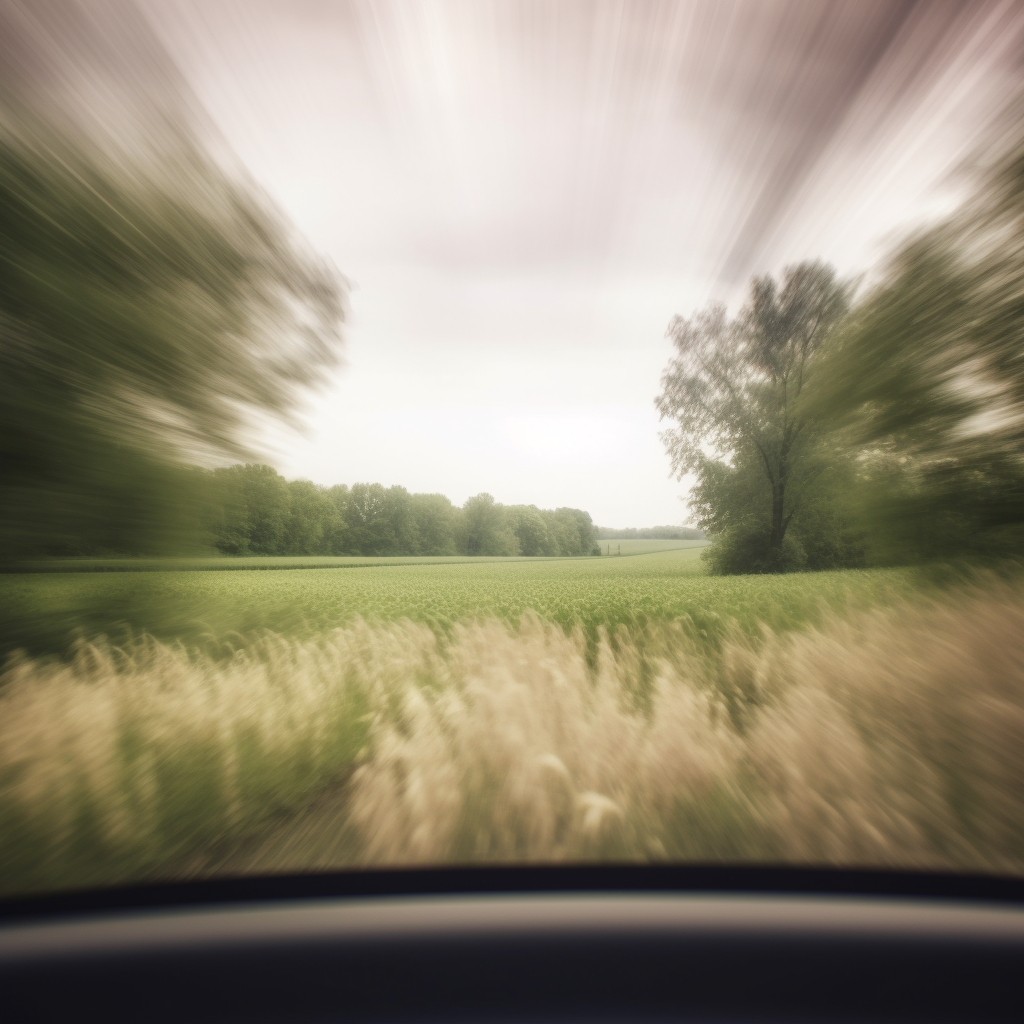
[3, 546, 916, 658]
[19, 540, 706, 573]
[2, 570, 1022, 895]
[595, 539, 707, 555]
[4, 547, 1020, 897]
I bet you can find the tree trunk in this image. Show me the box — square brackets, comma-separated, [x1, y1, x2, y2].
[770, 480, 787, 552]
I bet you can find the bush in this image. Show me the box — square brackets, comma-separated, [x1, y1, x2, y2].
[703, 526, 807, 575]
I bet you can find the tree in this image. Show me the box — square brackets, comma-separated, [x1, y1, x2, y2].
[556, 508, 598, 556]
[463, 494, 519, 556]
[384, 486, 423, 556]
[507, 506, 553, 556]
[209, 465, 293, 555]
[810, 112, 1024, 563]
[283, 479, 342, 556]
[344, 484, 394, 556]
[410, 493, 462, 555]
[0, 19, 345, 561]
[656, 262, 851, 572]
[208, 468, 253, 555]
[323, 485, 351, 554]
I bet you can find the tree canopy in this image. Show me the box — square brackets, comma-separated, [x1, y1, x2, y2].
[0, 114, 345, 560]
[656, 261, 857, 572]
[810, 112, 1024, 563]
[202, 468, 598, 559]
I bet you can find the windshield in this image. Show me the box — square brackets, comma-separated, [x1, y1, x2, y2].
[2, 0, 1023, 901]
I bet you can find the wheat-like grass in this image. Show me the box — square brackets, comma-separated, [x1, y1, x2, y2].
[1, 584, 1022, 894]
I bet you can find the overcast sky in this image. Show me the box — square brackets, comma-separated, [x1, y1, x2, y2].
[128, 0, 1024, 525]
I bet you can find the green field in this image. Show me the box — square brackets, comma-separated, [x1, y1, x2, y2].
[4, 546, 1021, 894]
[3, 545, 916, 658]
[595, 538, 707, 555]
[20, 540, 706, 572]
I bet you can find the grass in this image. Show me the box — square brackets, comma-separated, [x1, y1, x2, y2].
[15, 539, 706, 573]
[2, 546, 1016, 895]
[2, 547, 917, 659]
[595, 539, 708, 555]
[2, 579, 1022, 896]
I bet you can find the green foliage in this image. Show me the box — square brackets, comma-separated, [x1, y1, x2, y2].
[504, 505, 596, 557]
[284, 479, 344, 556]
[810, 113, 1024, 564]
[507, 506, 552, 556]
[409, 493, 462, 555]
[0, 107, 345, 563]
[463, 493, 519, 556]
[211, 465, 291, 555]
[343, 483, 399, 556]
[200, 469, 597, 560]
[1, 547, 917, 661]
[704, 525, 807, 575]
[658, 262, 855, 574]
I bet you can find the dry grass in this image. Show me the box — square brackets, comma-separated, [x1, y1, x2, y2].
[2, 584, 1023, 894]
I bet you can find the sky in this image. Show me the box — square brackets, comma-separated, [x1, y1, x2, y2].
[21, 0, 1024, 526]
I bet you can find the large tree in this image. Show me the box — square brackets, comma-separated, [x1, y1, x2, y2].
[463, 494, 519, 556]
[656, 261, 852, 572]
[810, 111, 1024, 563]
[408, 493, 462, 556]
[0, 9, 345, 561]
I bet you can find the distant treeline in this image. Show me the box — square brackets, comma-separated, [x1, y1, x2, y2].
[206, 464, 599, 558]
[595, 526, 704, 540]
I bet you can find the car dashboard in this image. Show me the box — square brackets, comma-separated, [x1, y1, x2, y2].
[1, 867, 1021, 1023]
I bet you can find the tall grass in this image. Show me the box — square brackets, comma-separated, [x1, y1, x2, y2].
[2, 584, 1022, 895]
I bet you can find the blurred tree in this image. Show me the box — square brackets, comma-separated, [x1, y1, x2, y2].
[210, 465, 292, 556]
[0, 98, 344, 560]
[207, 468, 252, 556]
[657, 262, 852, 572]
[344, 483, 394, 556]
[463, 494, 519, 556]
[283, 479, 341, 556]
[385, 486, 422, 556]
[556, 507, 598, 556]
[811, 115, 1024, 563]
[409, 493, 462, 555]
[507, 506, 553, 556]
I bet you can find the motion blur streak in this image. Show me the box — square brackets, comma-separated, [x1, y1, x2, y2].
[1, 580, 1022, 895]
[0, 1, 346, 561]
[3, 1, 1024, 892]
[4, 1, 1024, 530]
[144, 0, 1024, 289]
[135, 1, 1024, 519]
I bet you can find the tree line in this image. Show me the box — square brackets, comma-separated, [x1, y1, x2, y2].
[205, 465, 599, 558]
[656, 104, 1024, 574]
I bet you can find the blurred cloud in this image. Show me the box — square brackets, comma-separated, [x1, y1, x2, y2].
[16, 0, 1024, 525]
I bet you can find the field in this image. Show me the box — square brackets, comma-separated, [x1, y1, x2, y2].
[3, 546, 912, 659]
[594, 539, 707, 555]
[2, 548, 1022, 895]
[18, 539, 707, 573]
